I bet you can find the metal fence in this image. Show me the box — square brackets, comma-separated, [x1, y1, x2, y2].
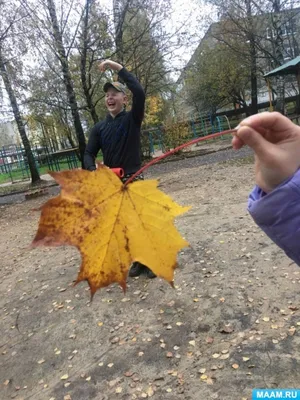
[0, 144, 79, 184]
[1, 114, 233, 184]
[141, 114, 232, 158]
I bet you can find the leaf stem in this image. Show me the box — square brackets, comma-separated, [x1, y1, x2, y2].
[124, 129, 238, 186]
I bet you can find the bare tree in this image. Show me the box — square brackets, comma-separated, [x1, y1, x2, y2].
[21, 0, 87, 166]
[46, 0, 86, 165]
[111, 0, 194, 95]
[0, 1, 40, 183]
[204, 0, 300, 114]
[78, 0, 113, 124]
[271, 0, 286, 113]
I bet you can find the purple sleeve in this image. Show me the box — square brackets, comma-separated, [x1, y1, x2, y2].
[248, 169, 300, 266]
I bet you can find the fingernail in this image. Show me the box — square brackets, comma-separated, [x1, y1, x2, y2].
[234, 124, 240, 130]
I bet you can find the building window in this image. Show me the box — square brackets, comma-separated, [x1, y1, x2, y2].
[282, 20, 295, 36]
[266, 20, 296, 39]
[284, 46, 294, 61]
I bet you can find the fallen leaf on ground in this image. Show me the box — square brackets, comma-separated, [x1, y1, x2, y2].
[61, 374, 69, 380]
[32, 168, 190, 296]
[124, 371, 134, 377]
[220, 354, 230, 360]
[219, 324, 234, 334]
[288, 305, 299, 311]
[147, 387, 154, 397]
[288, 327, 296, 336]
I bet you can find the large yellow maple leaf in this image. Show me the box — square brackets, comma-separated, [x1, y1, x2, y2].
[32, 166, 190, 295]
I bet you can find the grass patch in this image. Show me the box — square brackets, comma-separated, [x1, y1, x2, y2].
[0, 169, 30, 184]
[0, 160, 78, 185]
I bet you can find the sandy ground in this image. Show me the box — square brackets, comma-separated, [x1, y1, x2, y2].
[1, 152, 300, 400]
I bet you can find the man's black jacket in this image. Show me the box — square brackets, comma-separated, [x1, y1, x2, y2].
[84, 68, 145, 174]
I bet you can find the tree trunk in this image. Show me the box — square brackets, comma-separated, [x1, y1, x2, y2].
[47, 0, 86, 167]
[80, 0, 99, 125]
[113, 0, 125, 65]
[0, 51, 40, 183]
[246, 0, 258, 115]
[249, 40, 258, 114]
[273, 0, 285, 114]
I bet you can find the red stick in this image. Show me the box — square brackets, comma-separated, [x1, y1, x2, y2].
[124, 128, 238, 186]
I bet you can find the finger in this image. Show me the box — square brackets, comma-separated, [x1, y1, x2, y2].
[240, 112, 295, 135]
[236, 125, 275, 159]
[232, 134, 244, 150]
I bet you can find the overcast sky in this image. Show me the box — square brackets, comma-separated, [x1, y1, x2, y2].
[0, 0, 213, 120]
[99, 0, 214, 68]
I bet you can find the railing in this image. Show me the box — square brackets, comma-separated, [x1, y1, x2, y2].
[0, 144, 79, 184]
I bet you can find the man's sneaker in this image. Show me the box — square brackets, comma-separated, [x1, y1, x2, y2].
[145, 267, 157, 279]
[129, 262, 144, 277]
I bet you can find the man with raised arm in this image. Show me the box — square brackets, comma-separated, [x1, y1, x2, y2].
[84, 59, 156, 279]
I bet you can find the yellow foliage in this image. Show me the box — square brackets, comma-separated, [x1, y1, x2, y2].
[32, 167, 190, 296]
[144, 95, 163, 126]
[163, 118, 191, 150]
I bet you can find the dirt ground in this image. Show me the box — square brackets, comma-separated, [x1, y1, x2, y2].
[1, 153, 300, 400]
